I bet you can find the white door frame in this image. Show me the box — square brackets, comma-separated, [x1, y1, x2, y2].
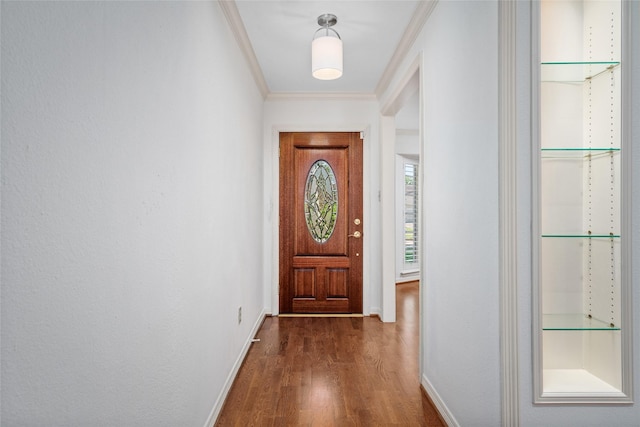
[268, 123, 373, 317]
[380, 55, 422, 325]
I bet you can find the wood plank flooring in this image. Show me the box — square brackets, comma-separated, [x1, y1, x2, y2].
[215, 282, 444, 426]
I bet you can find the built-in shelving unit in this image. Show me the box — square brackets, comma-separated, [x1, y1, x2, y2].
[535, 0, 631, 403]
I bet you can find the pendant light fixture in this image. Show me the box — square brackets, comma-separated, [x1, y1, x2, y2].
[311, 14, 343, 80]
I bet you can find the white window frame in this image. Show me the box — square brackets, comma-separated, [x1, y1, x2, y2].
[396, 155, 420, 282]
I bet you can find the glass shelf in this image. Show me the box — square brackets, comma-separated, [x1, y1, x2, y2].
[543, 314, 620, 330]
[541, 148, 620, 159]
[541, 61, 620, 82]
[541, 234, 620, 238]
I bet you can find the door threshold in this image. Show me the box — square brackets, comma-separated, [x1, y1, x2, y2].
[278, 313, 364, 318]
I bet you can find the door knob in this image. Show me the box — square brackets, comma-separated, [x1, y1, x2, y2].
[348, 231, 362, 238]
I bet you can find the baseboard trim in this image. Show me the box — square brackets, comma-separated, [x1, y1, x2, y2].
[204, 308, 268, 427]
[421, 374, 460, 427]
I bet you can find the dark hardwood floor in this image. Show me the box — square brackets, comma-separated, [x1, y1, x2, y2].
[215, 282, 444, 426]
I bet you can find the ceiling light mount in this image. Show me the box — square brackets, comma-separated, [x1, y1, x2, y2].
[317, 13, 338, 28]
[311, 13, 343, 80]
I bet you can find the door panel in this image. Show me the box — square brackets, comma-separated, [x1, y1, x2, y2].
[280, 132, 363, 314]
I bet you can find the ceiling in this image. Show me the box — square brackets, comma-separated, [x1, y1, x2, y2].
[233, 0, 423, 95]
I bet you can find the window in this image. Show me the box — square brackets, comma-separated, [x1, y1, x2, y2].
[403, 162, 419, 266]
[304, 160, 338, 243]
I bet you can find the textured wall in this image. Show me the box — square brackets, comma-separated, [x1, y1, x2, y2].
[1, 2, 264, 425]
[419, 2, 502, 425]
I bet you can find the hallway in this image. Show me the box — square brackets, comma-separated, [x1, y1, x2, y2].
[215, 282, 444, 426]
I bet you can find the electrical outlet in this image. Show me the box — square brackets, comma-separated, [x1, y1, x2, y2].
[238, 306, 242, 324]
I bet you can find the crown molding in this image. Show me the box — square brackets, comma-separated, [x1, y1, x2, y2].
[266, 92, 377, 102]
[380, 53, 421, 116]
[375, 0, 438, 98]
[217, 0, 270, 99]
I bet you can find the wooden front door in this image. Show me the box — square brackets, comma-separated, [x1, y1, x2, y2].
[279, 132, 363, 314]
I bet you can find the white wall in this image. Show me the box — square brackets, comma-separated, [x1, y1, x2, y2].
[1, 2, 265, 426]
[381, 1, 502, 425]
[396, 133, 420, 157]
[262, 97, 381, 315]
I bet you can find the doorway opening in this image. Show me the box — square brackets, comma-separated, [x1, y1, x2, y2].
[380, 56, 422, 376]
[395, 89, 420, 287]
[380, 58, 421, 323]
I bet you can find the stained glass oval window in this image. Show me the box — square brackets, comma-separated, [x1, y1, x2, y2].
[304, 160, 338, 243]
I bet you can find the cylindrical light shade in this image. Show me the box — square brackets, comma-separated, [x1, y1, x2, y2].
[312, 35, 343, 80]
